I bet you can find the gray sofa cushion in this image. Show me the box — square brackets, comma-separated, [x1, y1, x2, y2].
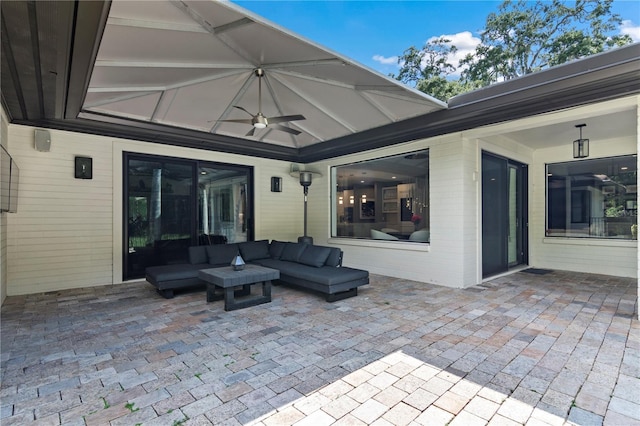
[298, 245, 332, 268]
[254, 259, 367, 286]
[239, 240, 271, 261]
[188, 246, 208, 265]
[206, 243, 239, 266]
[284, 264, 368, 286]
[146, 263, 205, 283]
[325, 248, 342, 267]
[269, 240, 286, 259]
[280, 242, 307, 262]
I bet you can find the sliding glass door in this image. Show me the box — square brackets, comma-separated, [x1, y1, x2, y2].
[482, 152, 528, 277]
[124, 153, 252, 280]
[197, 165, 249, 246]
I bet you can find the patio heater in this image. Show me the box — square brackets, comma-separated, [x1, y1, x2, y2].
[292, 170, 320, 244]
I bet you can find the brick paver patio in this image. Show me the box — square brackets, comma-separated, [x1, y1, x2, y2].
[1, 270, 638, 425]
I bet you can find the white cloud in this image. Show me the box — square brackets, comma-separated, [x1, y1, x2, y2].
[426, 31, 482, 76]
[372, 32, 480, 75]
[620, 20, 640, 42]
[372, 54, 398, 65]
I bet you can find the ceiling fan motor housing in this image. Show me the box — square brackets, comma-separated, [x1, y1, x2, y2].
[253, 113, 268, 128]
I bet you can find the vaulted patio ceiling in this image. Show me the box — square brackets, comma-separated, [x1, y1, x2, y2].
[83, 0, 446, 150]
[2, 1, 639, 163]
[0, 0, 446, 161]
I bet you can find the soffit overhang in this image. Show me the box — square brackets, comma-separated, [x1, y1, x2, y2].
[2, 0, 638, 164]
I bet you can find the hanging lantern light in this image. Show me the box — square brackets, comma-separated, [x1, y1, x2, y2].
[573, 124, 589, 159]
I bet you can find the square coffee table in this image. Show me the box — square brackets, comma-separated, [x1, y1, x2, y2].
[198, 264, 279, 311]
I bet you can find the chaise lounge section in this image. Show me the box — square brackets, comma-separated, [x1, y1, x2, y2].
[145, 240, 369, 301]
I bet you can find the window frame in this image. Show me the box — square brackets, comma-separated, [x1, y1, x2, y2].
[122, 152, 254, 280]
[545, 155, 637, 240]
[331, 150, 430, 243]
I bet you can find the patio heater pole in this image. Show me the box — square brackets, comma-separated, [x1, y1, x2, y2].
[298, 172, 313, 245]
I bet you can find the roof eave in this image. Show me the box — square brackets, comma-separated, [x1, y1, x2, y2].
[299, 43, 640, 163]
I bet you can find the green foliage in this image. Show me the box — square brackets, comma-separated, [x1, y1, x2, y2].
[394, 0, 633, 100]
[394, 38, 457, 85]
[461, 0, 632, 85]
[605, 205, 625, 218]
[393, 37, 479, 101]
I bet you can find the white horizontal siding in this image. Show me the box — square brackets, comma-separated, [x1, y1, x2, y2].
[7, 126, 114, 295]
[535, 240, 636, 277]
[530, 134, 637, 278]
[6, 126, 298, 295]
[311, 135, 474, 288]
[254, 162, 302, 243]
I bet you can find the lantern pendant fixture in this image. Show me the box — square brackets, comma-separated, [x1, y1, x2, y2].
[573, 123, 589, 159]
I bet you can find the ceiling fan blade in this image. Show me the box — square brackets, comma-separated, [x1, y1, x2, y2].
[233, 105, 255, 117]
[245, 127, 256, 137]
[219, 118, 254, 124]
[272, 124, 301, 135]
[267, 114, 306, 124]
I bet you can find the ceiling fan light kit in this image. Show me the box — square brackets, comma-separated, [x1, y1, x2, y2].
[253, 114, 268, 129]
[220, 68, 306, 136]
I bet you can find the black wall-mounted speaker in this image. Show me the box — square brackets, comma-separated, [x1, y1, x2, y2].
[271, 176, 282, 192]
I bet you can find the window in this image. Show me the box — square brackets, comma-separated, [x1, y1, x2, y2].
[546, 155, 637, 239]
[332, 150, 429, 242]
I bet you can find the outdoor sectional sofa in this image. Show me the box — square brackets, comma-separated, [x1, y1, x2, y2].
[145, 240, 369, 302]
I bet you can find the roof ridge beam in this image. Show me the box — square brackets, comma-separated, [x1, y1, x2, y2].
[106, 17, 208, 33]
[169, 1, 253, 35]
[262, 59, 346, 69]
[275, 68, 419, 94]
[94, 60, 251, 69]
[83, 91, 159, 108]
[86, 69, 248, 93]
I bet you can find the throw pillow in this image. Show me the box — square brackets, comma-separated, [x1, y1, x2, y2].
[269, 240, 286, 259]
[239, 240, 271, 261]
[325, 248, 342, 267]
[207, 244, 239, 266]
[280, 242, 307, 262]
[298, 245, 332, 268]
[188, 246, 208, 265]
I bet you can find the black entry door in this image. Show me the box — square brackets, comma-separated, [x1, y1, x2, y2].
[482, 152, 528, 277]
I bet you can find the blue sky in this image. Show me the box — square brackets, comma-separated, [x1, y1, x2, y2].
[233, 1, 640, 76]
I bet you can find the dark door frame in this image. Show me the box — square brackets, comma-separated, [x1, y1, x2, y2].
[122, 152, 254, 280]
[481, 151, 528, 277]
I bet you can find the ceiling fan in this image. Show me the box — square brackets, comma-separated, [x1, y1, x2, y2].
[220, 68, 305, 137]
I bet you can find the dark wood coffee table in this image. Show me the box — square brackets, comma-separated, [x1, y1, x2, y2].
[198, 265, 279, 311]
